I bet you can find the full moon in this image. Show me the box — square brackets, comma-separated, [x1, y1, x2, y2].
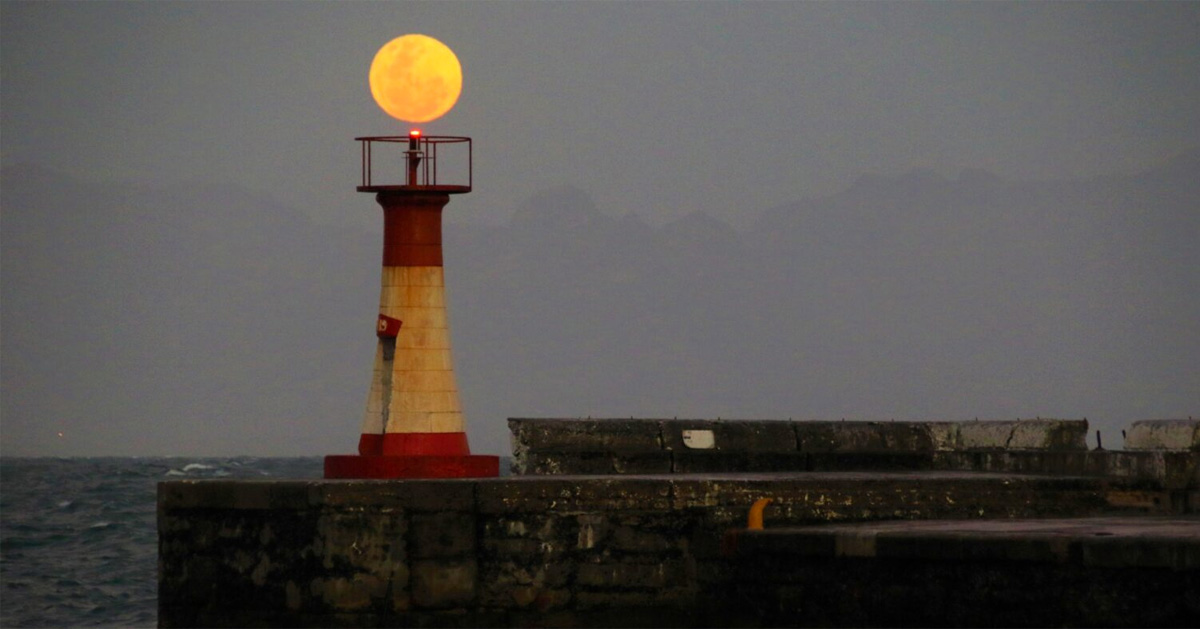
[369, 34, 463, 124]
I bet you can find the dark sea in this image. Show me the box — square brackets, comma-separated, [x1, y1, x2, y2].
[0, 457, 325, 628]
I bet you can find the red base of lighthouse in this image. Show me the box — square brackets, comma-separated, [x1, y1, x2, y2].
[327, 433, 499, 478]
[323, 454, 499, 479]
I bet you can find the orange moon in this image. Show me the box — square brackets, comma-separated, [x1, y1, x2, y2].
[369, 34, 463, 124]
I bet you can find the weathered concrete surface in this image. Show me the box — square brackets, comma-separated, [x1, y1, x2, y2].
[160, 473, 1176, 627]
[509, 418, 664, 453]
[660, 419, 798, 452]
[509, 419, 671, 476]
[514, 451, 674, 476]
[1125, 419, 1200, 451]
[509, 419, 1200, 490]
[731, 516, 1200, 568]
[510, 419, 1089, 465]
[934, 450, 1200, 495]
[723, 517, 1200, 627]
[958, 419, 1087, 450]
[794, 420, 941, 452]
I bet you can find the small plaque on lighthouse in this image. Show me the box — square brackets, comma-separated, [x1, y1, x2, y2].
[376, 314, 402, 338]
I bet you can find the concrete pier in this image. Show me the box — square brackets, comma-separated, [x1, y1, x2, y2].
[158, 418, 1200, 627]
[159, 472, 1192, 627]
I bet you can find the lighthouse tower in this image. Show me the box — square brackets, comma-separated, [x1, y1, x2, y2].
[325, 132, 498, 479]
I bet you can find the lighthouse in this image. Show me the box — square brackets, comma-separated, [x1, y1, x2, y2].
[324, 132, 498, 479]
[324, 34, 496, 478]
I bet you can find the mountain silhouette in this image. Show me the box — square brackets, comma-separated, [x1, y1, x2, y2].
[2, 151, 1197, 456]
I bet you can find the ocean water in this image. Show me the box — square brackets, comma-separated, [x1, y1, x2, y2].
[0, 457, 324, 628]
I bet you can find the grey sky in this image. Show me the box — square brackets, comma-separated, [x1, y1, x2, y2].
[2, 2, 1198, 457]
[4, 2, 1197, 228]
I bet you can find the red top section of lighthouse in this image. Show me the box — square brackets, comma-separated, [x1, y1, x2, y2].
[356, 134, 472, 193]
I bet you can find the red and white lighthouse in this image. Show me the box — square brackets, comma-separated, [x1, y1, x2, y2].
[324, 132, 498, 479]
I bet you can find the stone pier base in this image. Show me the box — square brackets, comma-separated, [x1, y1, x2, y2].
[158, 472, 1188, 627]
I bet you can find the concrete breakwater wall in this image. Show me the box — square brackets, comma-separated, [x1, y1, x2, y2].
[159, 418, 1199, 626]
[510, 418, 1200, 489]
[509, 418, 1087, 475]
[158, 472, 1163, 628]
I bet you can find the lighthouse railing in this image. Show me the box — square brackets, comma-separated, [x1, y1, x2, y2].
[355, 135, 472, 193]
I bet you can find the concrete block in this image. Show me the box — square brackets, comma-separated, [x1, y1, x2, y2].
[933, 451, 1097, 477]
[793, 421, 936, 453]
[483, 558, 572, 590]
[670, 477, 877, 514]
[968, 536, 1075, 563]
[316, 480, 475, 511]
[805, 452, 935, 472]
[476, 478, 672, 514]
[671, 451, 810, 473]
[792, 421, 848, 452]
[513, 451, 672, 476]
[1162, 452, 1200, 491]
[608, 524, 679, 554]
[575, 478, 673, 511]
[1079, 538, 1199, 570]
[1124, 419, 1200, 451]
[730, 530, 837, 558]
[315, 511, 406, 573]
[508, 418, 664, 453]
[572, 587, 693, 610]
[477, 559, 573, 609]
[481, 537, 543, 557]
[308, 575, 388, 612]
[157, 554, 224, 606]
[927, 422, 961, 451]
[479, 513, 564, 545]
[1103, 490, 1173, 513]
[158, 480, 320, 510]
[673, 473, 1121, 527]
[958, 421, 1018, 450]
[411, 511, 476, 559]
[958, 419, 1087, 451]
[476, 481, 567, 514]
[1009, 419, 1088, 450]
[411, 559, 477, 609]
[575, 559, 688, 589]
[574, 514, 610, 551]
[660, 419, 797, 452]
[484, 585, 572, 611]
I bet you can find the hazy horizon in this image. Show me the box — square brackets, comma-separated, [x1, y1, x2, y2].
[3, 2, 1198, 457]
[4, 151, 1197, 457]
